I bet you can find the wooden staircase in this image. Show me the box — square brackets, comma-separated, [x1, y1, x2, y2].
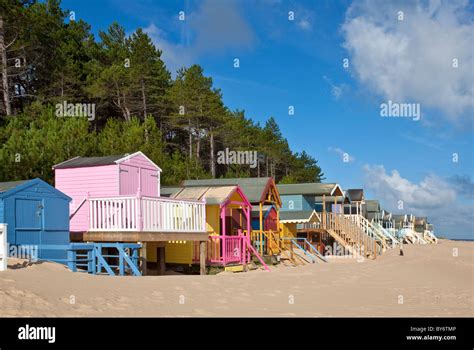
[322, 213, 379, 259]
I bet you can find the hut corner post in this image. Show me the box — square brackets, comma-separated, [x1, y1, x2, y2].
[259, 202, 263, 256]
[220, 204, 226, 266]
[0, 223, 7, 271]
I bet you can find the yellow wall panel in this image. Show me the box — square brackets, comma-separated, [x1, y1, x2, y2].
[165, 241, 193, 264]
[281, 223, 297, 238]
[206, 205, 220, 235]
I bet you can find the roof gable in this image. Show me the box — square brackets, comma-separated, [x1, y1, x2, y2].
[162, 185, 241, 205]
[279, 210, 321, 223]
[0, 178, 71, 201]
[347, 189, 364, 202]
[182, 177, 281, 205]
[277, 183, 343, 196]
[53, 151, 161, 171]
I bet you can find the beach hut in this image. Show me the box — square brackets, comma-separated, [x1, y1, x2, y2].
[415, 217, 438, 244]
[392, 214, 427, 244]
[344, 189, 365, 216]
[53, 152, 208, 275]
[278, 183, 381, 258]
[278, 210, 327, 263]
[161, 185, 269, 272]
[0, 178, 71, 262]
[182, 177, 282, 259]
[278, 183, 345, 249]
[365, 200, 380, 221]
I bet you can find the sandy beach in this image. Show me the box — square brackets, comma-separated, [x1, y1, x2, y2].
[0, 239, 472, 317]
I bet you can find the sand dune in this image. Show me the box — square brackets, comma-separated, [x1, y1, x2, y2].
[0, 239, 472, 317]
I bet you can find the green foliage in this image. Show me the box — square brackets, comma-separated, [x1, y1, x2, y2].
[0, 0, 324, 185]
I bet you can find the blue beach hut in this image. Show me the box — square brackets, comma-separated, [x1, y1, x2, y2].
[0, 178, 71, 262]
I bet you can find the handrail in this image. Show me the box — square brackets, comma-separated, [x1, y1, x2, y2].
[302, 238, 328, 262]
[324, 212, 378, 258]
[289, 239, 315, 263]
[70, 197, 87, 219]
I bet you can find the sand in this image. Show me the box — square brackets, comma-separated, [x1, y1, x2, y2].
[0, 239, 472, 317]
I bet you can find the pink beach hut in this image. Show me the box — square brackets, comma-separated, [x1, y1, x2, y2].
[53, 152, 209, 274]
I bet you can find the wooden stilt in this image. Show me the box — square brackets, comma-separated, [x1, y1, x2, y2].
[156, 246, 166, 275]
[200, 241, 207, 275]
[141, 242, 147, 276]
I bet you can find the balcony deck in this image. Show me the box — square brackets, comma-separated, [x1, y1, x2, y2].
[85, 195, 207, 242]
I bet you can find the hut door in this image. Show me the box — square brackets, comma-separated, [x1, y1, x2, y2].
[140, 168, 159, 197]
[14, 198, 43, 246]
[119, 165, 140, 195]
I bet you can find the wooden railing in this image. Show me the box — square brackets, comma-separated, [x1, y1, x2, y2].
[250, 230, 282, 256]
[298, 222, 322, 230]
[323, 212, 379, 258]
[351, 215, 389, 250]
[88, 195, 206, 232]
[193, 235, 246, 265]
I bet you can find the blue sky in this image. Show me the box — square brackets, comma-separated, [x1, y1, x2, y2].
[61, 0, 473, 238]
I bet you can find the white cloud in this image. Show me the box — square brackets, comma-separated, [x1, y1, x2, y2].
[297, 19, 312, 31]
[362, 164, 473, 238]
[143, 24, 192, 76]
[323, 75, 348, 100]
[363, 164, 455, 209]
[144, 0, 255, 76]
[342, 0, 474, 123]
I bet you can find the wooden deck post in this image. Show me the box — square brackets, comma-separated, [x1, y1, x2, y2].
[156, 246, 166, 275]
[200, 241, 207, 275]
[322, 195, 326, 228]
[140, 242, 147, 276]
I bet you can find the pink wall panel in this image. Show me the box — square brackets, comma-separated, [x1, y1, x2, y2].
[55, 165, 119, 232]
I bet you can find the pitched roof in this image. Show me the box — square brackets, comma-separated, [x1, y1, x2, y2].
[251, 205, 275, 219]
[0, 180, 30, 193]
[0, 178, 71, 201]
[279, 210, 320, 223]
[347, 189, 364, 202]
[53, 151, 161, 171]
[53, 155, 125, 169]
[161, 185, 240, 205]
[277, 183, 343, 196]
[365, 200, 380, 212]
[182, 177, 280, 205]
[415, 217, 428, 225]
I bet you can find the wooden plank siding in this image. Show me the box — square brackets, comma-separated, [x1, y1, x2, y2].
[55, 164, 119, 232]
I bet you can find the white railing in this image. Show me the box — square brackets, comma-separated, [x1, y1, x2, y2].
[89, 196, 206, 233]
[0, 223, 7, 271]
[345, 214, 389, 248]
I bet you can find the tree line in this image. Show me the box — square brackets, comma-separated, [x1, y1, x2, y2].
[0, 0, 323, 185]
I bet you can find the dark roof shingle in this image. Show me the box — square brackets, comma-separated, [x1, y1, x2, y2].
[53, 155, 126, 169]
